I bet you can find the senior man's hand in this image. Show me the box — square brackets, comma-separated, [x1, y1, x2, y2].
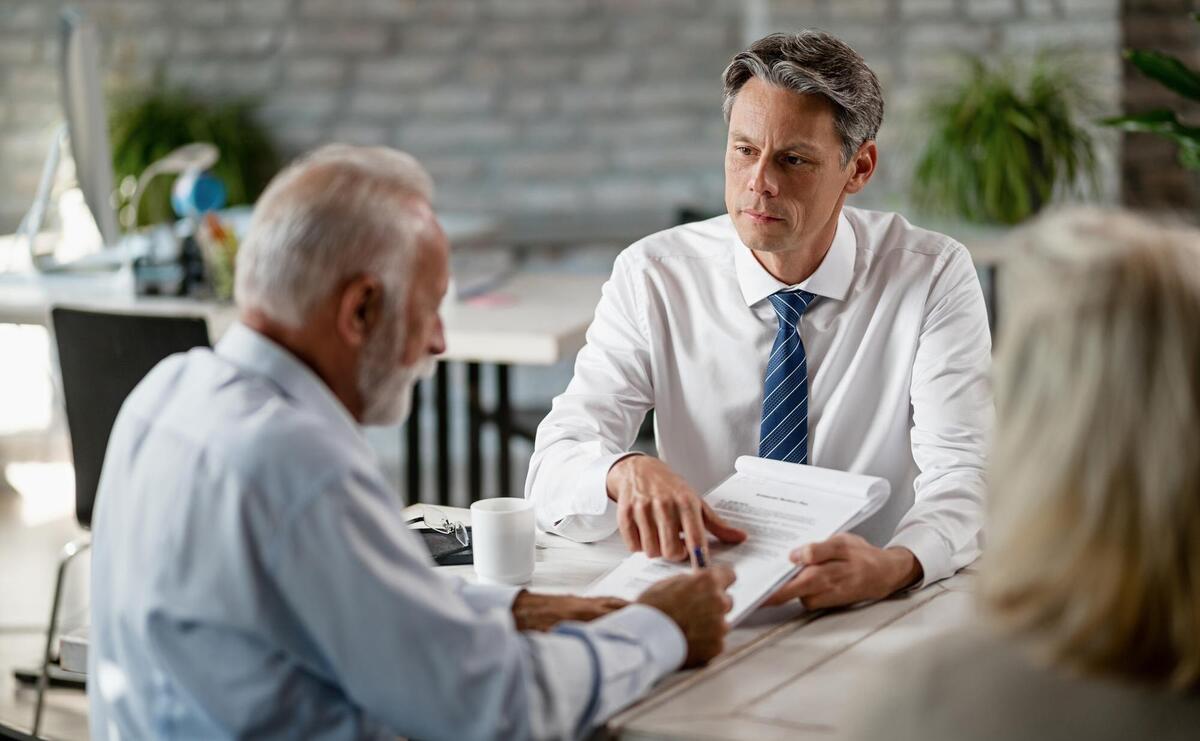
[512, 592, 630, 632]
[636, 566, 736, 668]
[607, 456, 747, 564]
[763, 534, 923, 609]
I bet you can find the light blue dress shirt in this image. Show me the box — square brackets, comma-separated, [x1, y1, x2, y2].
[88, 322, 685, 740]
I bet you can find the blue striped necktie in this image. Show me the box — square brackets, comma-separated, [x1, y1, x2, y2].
[759, 290, 818, 464]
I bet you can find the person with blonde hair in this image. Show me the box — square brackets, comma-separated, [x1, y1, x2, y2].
[846, 207, 1200, 740]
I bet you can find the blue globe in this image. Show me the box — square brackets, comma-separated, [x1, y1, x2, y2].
[171, 170, 227, 218]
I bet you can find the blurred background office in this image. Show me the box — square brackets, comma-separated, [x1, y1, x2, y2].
[0, 0, 1197, 232]
[1, 1, 1198, 738]
[4, 0, 1198, 496]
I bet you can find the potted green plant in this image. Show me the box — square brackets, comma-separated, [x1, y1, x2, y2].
[109, 87, 280, 228]
[912, 54, 1100, 225]
[1101, 12, 1200, 172]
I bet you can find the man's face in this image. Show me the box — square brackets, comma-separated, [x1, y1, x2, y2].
[724, 77, 856, 255]
[359, 212, 449, 426]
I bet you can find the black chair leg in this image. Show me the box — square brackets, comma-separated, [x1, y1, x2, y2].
[496, 364, 513, 499]
[467, 363, 483, 500]
[33, 536, 90, 739]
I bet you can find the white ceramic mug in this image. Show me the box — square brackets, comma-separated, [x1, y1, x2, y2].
[470, 498, 536, 585]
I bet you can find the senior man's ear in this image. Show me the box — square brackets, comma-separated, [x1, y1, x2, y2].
[337, 274, 384, 348]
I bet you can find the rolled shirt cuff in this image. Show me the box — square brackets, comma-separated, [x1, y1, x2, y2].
[456, 579, 523, 615]
[540, 452, 644, 543]
[886, 525, 953, 590]
[584, 603, 687, 676]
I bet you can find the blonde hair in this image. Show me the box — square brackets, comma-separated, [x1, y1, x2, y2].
[981, 207, 1200, 691]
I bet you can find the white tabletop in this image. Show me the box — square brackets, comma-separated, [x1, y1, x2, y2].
[441, 271, 604, 364]
[0, 268, 606, 367]
[409, 504, 977, 740]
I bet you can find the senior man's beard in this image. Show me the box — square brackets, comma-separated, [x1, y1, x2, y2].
[358, 332, 436, 427]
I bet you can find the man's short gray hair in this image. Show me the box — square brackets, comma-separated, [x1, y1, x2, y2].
[722, 31, 884, 165]
[235, 144, 435, 328]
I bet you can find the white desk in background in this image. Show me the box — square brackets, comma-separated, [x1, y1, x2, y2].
[0, 268, 605, 505]
[0, 210, 501, 330]
[0, 209, 607, 504]
[412, 504, 978, 741]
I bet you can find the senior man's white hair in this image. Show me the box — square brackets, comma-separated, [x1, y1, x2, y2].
[235, 144, 435, 328]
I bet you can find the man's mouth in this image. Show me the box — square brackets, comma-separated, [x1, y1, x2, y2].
[742, 209, 784, 224]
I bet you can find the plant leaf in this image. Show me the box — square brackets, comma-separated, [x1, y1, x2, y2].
[1103, 110, 1200, 171]
[1124, 49, 1200, 102]
[1179, 140, 1200, 170]
[1103, 109, 1200, 138]
[1100, 109, 1178, 129]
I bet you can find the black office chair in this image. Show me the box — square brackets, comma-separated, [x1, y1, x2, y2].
[23, 308, 210, 738]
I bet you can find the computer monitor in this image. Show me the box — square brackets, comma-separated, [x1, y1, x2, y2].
[59, 6, 119, 247]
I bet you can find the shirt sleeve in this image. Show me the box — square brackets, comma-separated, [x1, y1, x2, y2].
[889, 243, 992, 587]
[524, 250, 655, 542]
[444, 576, 522, 616]
[268, 467, 684, 741]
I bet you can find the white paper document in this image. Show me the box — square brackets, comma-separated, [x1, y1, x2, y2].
[584, 456, 889, 625]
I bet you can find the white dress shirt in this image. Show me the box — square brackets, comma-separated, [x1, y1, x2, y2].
[89, 322, 684, 741]
[525, 206, 992, 586]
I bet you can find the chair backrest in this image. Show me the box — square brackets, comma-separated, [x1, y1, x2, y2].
[51, 307, 211, 528]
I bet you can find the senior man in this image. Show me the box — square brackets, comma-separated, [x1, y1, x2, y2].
[88, 145, 734, 741]
[526, 31, 992, 609]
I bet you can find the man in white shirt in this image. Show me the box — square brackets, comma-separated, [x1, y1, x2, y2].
[526, 31, 992, 609]
[89, 144, 735, 740]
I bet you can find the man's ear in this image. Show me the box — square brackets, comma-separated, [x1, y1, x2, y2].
[336, 274, 382, 349]
[844, 140, 877, 195]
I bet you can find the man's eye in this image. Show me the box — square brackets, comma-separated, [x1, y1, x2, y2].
[784, 155, 804, 166]
[735, 146, 754, 156]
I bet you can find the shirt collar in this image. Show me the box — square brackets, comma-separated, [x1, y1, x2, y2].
[733, 209, 856, 307]
[215, 322, 364, 441]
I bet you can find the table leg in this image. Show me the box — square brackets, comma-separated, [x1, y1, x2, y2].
[990, 264, 1000, 336]
[435, 363, 450, 506]
[467, 362, 483, 500]
[405, 382, 421, 503]
[985, 264, 999, 337]
[496, 364, 513, 499]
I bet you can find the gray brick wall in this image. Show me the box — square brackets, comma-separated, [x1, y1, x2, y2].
[0, 0, 740, 235]
[768, 0, 1126, 212]
[1120, 0, 1200, 212]
[1, 0, 1181, 239]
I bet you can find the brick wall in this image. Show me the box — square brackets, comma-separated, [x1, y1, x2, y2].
[768, 0, 1127, 211]
[0, 0, 741, 236]
[2, 0, 1185, 238]
[1120, 0, 1200, 213]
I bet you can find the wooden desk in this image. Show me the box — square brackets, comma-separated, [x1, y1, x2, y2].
[0, 501, 973, 741]
[408, 504, 978, 740]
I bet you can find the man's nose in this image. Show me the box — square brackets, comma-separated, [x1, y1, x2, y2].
[748, 158, 777, 198]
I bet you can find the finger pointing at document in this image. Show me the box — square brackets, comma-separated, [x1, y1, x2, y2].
[607, 455, 748, 563]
